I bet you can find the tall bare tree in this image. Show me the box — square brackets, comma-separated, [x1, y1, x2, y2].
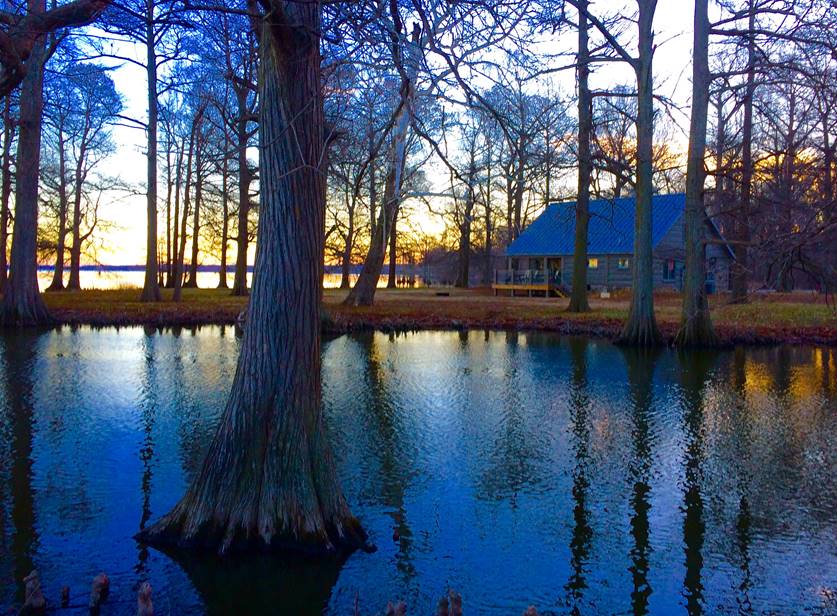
[343, 14, 420, 307]
[730, 1, 757, 303]
[96, 0, 187, 302]
[675, 0, 718, 347]
[139, 1, 369, 554]
[0, 0, 113, 325]
[0, 7, 50, 325]
[41, 60, 120, 292]
[567, 0, 592, 313]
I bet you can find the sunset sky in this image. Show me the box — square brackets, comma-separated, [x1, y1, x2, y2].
[93, 1, 696, 266]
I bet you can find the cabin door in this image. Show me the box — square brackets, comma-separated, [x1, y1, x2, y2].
[547, 258, 562, 285]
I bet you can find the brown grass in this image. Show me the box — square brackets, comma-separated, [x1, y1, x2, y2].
[36, 286, 837, 346]
[44, 287, 248, 326]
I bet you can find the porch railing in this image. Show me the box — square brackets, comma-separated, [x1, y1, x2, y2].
[495, 269, 555, 285]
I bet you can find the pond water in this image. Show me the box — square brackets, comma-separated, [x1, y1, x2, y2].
[0, 328, 835, 615]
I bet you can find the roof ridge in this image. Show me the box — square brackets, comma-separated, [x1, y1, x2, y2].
[545, 192, 687, 208]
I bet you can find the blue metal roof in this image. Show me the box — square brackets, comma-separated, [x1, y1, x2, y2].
[506, 193, 686, 257]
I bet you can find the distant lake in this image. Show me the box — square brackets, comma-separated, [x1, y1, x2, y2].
[35, 265, 426, 291]
[0, 329, 835, 614]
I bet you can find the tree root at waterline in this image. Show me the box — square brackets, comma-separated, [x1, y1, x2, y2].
[136, 400, 370, 556]
[0, 290, 53, 327]
[617, 315, 663, 347]
[673, 313, 719, 348]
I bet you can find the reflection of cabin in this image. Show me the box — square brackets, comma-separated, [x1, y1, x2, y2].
[493, 193, 733, 297]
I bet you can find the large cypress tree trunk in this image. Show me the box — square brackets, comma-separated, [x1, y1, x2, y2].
[0, 96, 14, 293]
[618, 0, 661, 346]
[0, 27, 50, 326]
[231, 88, 251, 297]
[140, 0, 161, 302]
[139, 4, 366, 555]
[675, 0, 717, 347]
[567, 0, 592, 313]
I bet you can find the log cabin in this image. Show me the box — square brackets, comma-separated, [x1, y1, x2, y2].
[493, 193, 733, 297]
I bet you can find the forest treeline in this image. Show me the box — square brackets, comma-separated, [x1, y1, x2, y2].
[0, 0, 835, 557]
[0, 1, 835, 327]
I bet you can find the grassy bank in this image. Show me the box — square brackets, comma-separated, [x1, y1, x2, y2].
[38, 287, 837, 346]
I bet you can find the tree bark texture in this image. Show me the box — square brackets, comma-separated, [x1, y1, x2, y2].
[138, 3, 366, 555]
[675, 0, 717, 347]
[0, 23, 50, 327]
[618, 0, 661, 346]
[140, 1, 161, 302]
[567, 0, 592, 313]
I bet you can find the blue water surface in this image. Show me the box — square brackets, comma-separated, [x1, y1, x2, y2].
[0, 327, 835, 614]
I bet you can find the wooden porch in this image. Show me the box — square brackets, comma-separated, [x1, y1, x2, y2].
[492, 268, 567, 297]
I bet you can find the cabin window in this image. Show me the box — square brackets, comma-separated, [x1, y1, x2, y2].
[663, 259, 677, 281]
[617, 257, 630, 270]
[587, 258, 599, 270]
